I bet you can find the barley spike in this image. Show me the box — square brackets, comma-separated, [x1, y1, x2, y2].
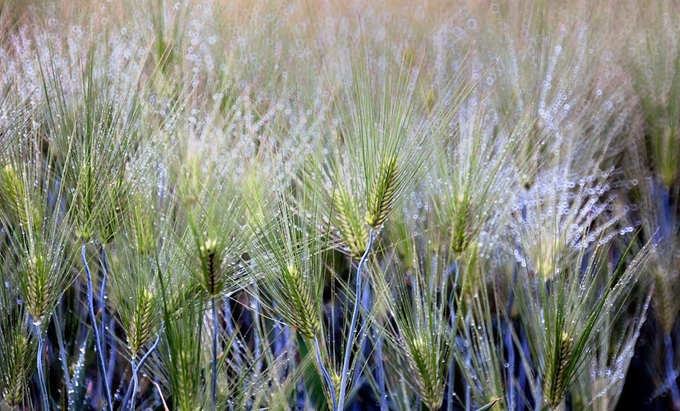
[333, 185, 368, 258]
[284, 264, 319, 339]
[365, 155, 398, 229]
[546, 332, 574, 408]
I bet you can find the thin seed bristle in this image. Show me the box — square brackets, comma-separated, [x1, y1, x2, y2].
[333, 186, 368, 258]
[365, 155, 399, 229]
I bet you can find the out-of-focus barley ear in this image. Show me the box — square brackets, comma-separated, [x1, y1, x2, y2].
[458, 242, 481, 303]
[128, 288, 154, 359]
[136, 215, 157, 256]
[199, 238, 223, 297]
[657, 124, 679, 189]
[284, 264, 320, 339]
[423, 88, 437, 113]
[450, 195, 472, 255]
[653, 265, 676, 336]
[545, 332, 574, 408]
[2, 329, 35, 407]
[536, 240, 557, 282]
[177, 349, 198, 411]
[127, 191, 159, 256]
[0, 164, 28, 230]
[98, 180, 128, 244]
[333, 185, 368, 258]
[365, 155, 398, 229]
[161, 287, 208, 411]
[73, 164, 97, 242]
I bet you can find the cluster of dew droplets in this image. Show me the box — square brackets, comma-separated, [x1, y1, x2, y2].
[509, 164, 634, 276]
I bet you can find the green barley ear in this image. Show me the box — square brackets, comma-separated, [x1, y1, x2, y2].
[536, 240, 557, 282]
[0, 316, 36, 407]
[177, 348, 198, 411]
[333, 185, 368, 258]
[380, 237, 453, 411]
[402, 335, 449, 410]
[283, 264, 320, 339]
[199, 238, 224, 297]
[24, 252, 50, 324]
[4, 334, 31, 406]
[98, 180, 128, 244]
[134, 209, 157, 256]
[128, 288, 154, 359]
[72, 163, 97, 242]
[545, 332, 574, 408]
[653, 267, 677, 336]
[247, 191, 326, 340]
[161, 293, 206, 411]
[365, 155, 398, 229]
[450, 194, 472, 254]
[0, 164, 29, 230]
[329, 370, 342, 408]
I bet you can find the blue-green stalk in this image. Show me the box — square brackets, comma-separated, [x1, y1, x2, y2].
[338, 229, 375, 410]
[121, 332, 162, 410]
[35, 322, 49, 411]
[314, 336, 337, 410]
[82, 245, 113, 410]
[211, 296, 218, 411]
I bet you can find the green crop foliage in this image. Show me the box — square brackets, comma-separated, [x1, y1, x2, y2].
[0, 1, 677, 410]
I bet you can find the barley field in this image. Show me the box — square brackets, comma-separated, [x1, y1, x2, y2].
[0, 1, 678, 410]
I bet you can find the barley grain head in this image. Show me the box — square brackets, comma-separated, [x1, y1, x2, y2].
[128, 287, 155, 359]
[199, 237, 224, 298]
[333, 185, 368, 258]
[365, 154, 398, 229]
[545, 332, 574, 408]
[0, 318, 35, 407]
[24, 252, 50, 325]
[284, 263, 320, 339]
[0, 164, 29, 230]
